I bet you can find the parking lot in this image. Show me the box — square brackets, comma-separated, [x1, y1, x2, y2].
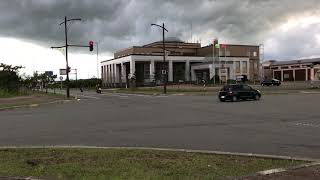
[0, 92, 320, 159]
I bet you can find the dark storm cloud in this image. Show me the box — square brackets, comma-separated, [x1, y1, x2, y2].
[0, 0, 320, 58]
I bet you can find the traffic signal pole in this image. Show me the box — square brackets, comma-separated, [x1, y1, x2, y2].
[64, 16, 70, 98]
[51, 16, 86, 98]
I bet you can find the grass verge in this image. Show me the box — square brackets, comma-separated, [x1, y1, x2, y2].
[0, 148, 304, 180]
[0, 90, 30, 98]
[0, 92, 67, 109]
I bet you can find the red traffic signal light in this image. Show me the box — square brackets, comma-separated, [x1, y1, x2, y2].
[89, 41, 94, 51]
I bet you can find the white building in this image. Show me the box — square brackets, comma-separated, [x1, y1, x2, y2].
[101, 38, 259, 87]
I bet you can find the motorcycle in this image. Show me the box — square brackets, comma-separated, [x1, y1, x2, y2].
[96, 87, 102, 94]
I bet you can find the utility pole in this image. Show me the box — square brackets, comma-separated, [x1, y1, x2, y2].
[51, 16, 82, 98]
[151, 23, 168, 94]
[64, 16, 70, 98]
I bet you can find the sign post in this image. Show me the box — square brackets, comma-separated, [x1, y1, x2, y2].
[59, 76, 63, 89]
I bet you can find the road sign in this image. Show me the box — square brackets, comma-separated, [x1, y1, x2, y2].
[59, 69, 67, 75]
[45, 71, 53, 76]
[59, 76, 63, 81]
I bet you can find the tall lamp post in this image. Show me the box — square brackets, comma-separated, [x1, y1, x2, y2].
[51, 16, 82, 98]
[151, 23, 168, 94]
[96, 42, 99, 79]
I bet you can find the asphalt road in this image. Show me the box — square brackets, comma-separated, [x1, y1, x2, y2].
[1, 91, 320, 159]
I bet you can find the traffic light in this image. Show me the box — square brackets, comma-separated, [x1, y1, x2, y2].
[89, 41, 94, 51]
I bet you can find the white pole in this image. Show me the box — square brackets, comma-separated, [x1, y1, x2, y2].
[96, 42, 99, 79]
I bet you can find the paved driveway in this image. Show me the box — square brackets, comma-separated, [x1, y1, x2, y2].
[1, 91, 320, 159]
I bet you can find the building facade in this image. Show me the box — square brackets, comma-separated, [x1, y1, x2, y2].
[101, 37, 260, 87]
[262, 58, 320, 81]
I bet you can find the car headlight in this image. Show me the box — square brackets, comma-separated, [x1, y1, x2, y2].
[257, 90, 261, 93]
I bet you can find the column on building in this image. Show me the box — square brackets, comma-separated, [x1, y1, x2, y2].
[185, 60, 190, 82]
[130, 59, 135, 78]
[281, 70, 284, 81]
[311, 68, 315, 81]
[293, 69, 296, 81]
[247, 60, 250, 79]
[150, 60, 155, 82]
[110, 64, 114, 85]
[168, 60, 173, 82]
[229, 62, 234, 80]
[114, 64, 119, 86]
[191, 67, 196, 81]
[121, 62, 126, 85]
[239, 60, 243, 75]
[102, 66, 106, 83]
[106, 64, 110, 85]
[109, 65, 112, 84]
[209, 64, 215, 80]
[305, 68, 308, 81]
[233, 61, 237, 79]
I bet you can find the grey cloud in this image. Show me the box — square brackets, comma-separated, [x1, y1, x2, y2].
[265, 23, 320, 60]
[0, 0, 320, 58]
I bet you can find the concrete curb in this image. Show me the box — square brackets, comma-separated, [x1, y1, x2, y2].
[0, 146, 318, 162]
[234, 161, 320, 180]
[0, 99, 72, 111]
[0, 176, 42, 180]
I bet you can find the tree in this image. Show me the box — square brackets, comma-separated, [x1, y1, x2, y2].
[38, 73, 57, 93]
[0, 63, 23, 92]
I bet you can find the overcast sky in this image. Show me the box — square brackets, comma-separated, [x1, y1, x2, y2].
[1, 0, 320, 79]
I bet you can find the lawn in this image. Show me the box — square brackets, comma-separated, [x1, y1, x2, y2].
[0, 148, 304, 180]
[0, 89, 30, 98]
[0, 92, 67, 109]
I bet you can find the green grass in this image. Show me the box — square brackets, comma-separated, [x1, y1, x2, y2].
[0, 148, 304, 180]
[0, 89, 30, 98]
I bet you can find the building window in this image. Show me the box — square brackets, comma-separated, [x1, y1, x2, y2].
[236, 61, 240, 73]
[253, 51, 257, 57]
[226, 50, 231, 56]
[242, 61, 248, 73]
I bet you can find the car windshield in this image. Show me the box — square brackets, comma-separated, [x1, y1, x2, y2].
[1, 1, 319, 179]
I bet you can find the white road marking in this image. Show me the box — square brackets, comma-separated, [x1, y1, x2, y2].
[76, 95, 100, 99]
[292, 122, 320, 128]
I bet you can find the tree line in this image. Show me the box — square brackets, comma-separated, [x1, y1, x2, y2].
[0, 63, 101, 93]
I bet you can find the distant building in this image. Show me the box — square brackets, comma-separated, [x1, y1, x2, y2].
[101, 37, 260, 87]
[262, 58, 320, 81]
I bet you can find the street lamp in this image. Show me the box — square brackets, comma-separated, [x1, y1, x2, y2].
[151, 23, 168, 94]
[51, 16, 82, 98]
[96, 42, 99, 79]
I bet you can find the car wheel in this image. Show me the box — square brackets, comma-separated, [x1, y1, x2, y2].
[254, 94, 260, 101]
[232, 96, 238, 102]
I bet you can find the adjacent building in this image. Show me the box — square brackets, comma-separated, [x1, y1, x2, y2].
[262, 58, 320, 81]
[101, 37, 261, 87]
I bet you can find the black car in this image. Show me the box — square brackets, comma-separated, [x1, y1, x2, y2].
[261, 79, 281, 86]
[218, 84, 261, 102]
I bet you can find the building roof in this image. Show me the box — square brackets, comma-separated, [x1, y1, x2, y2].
[271, 58, 320, 66]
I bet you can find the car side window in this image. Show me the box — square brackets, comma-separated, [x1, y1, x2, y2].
[243, 85, 251, 90]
